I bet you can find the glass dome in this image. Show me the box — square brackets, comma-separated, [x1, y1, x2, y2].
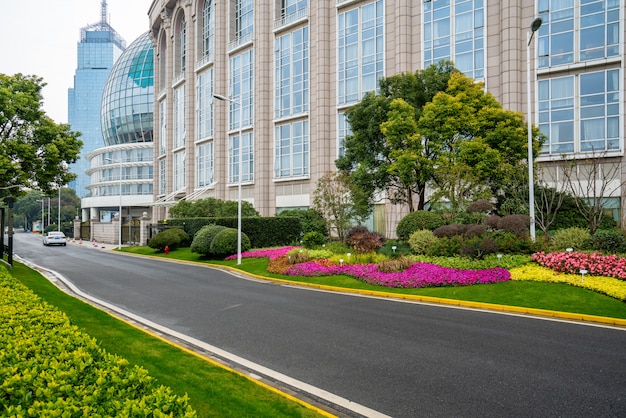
[101, 32, 154, 146]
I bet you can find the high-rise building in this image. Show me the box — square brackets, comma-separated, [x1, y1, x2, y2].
[68, 0, 126, 198]
[147, 0, 626, 235]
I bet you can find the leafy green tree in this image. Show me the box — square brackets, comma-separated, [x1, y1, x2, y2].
[0, 74, 82, 201]
[12, 188, 80, 230]
[417, 72, 543, 215]
[312, 171, 369, 243]
[336, 62, 456, 211]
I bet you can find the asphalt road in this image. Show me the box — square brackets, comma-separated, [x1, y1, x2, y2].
[12, 232, 626, 417]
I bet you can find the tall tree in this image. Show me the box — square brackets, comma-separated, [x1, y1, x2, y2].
[336, 62, 457, 211]
[0, 73, 82, 200]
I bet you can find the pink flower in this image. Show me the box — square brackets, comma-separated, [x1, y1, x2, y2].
[225, 246, 301, 261]
[531, 251, 626, 280]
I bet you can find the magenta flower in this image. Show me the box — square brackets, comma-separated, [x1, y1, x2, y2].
[225, 246, 301, 261]
[284, 260, 510, 288]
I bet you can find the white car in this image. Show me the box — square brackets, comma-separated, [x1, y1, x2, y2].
[43, 231, 67, 246]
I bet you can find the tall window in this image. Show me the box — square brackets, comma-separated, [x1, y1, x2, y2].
[196, 69, 214, 140]
[337, 113, 352, 158]
[174, 151, 186, 190]
[176, 17, 187, 75]
[337, 0, 384, 105]
[539, 69, 620, 155]
[423, 0, 484, 79]
[274, 120, 309, 179]
[174, 85, 186, 148]
[159, 159, 166, 195]
[201, 0, 215, 61]
[236, 0, 254, 39]
[538, 0, 619, 68]
[229, 132, 254, 184]
[159, 100, 166, 156]
[229, 50, 254, 129]
[196, 142, 215, 187]
[275, 27, 309, 118]
[282, 0, 307, 17]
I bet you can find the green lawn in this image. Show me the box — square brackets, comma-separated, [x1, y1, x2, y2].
[10, 261, 328, 418]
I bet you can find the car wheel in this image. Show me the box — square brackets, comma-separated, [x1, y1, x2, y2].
[63, 243, 67, 246]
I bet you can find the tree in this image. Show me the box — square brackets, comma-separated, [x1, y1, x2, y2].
[312, 171, 369, 243]
[0, 73, 82, 201]
[336, 62, 457, 211]
[417, 72, 543, 216]
[169, 197, 259, 218]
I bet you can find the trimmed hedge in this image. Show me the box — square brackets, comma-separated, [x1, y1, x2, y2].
[190, 225, 227, 256]
[0, 267, 196, 416]
[210, 228, 251, 256]
[165, 217, 301, 248]
[148, 227, 190, 252]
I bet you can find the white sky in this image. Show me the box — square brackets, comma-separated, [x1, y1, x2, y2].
[0, 0, 153, 124]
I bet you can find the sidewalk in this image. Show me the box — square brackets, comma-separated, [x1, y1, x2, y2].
[67, 238, 118, 251]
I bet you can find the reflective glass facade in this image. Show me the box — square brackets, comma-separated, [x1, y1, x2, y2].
[101, 32, 154, 146]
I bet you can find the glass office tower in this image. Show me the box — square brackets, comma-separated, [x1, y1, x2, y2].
[67, 4, 126, 197]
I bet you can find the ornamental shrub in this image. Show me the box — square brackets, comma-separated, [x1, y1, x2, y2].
[460, 237, 497, 259]
[549, 227, 591, 252]
[210, 228, 251, 257]
[464, 224, 488, 238]
[302, 231, 326, 248]
[497, 214, 530, 237]
[346, 226, 386, 253]
[396, 210, 446, 241]
[148, 228, 190, 252]
[588, 229, 626, 253]
[433, 224, 465, 238]
[408, 230, 438, 255]
[426, 236, 464, 257]
[376, 256, 414, 273]
[190, 224, 227, 256]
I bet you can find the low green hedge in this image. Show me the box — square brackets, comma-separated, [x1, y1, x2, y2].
[0, 267, 196, 417]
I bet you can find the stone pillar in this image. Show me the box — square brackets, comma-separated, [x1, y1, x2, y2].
[140, 211, 152, 246]
[73, 216, 81, 240]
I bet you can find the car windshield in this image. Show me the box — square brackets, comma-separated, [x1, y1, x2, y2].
[48, 232, 65, 237]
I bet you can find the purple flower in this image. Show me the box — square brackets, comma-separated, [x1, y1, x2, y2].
[225, 246, 301, 261]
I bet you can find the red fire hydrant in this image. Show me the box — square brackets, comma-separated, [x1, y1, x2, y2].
[164, 245, 169, 255]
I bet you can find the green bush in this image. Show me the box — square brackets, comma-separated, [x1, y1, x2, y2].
[408, 230, 438, 255]
[588, 229, 626, 253]
[148, 228, 190, 252]
[549, 227, 591, 252]
[277, 208, 327, 236]
[190, 224, 227, 256]
[396, 210, 446, 241]
[210, 228, 251, 257]
[378, 240, 412, 257]
[302, 231, 325, 248]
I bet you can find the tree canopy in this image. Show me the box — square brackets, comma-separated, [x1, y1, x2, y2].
[337, 63, 543, 215]
[0, 73, 82, 200]
[169, 197, 259, 218]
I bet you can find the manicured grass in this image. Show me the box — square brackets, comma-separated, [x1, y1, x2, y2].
[10, 262, 326, 418]
[122, 246, 626, 320]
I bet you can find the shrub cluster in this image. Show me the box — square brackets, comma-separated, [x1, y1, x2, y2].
[346, 225, 385, 253]
[302, 231, 325, 248]
[396, 210, 446, 241]
[548, 227, 590, 252]
[0, 268, 196, 416]
[148, 227, 190, 252]
[588, 229, 626, 253]
[190, 224, 251, 258]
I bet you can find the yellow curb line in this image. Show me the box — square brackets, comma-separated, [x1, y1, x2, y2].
[119, 251, 626, 328]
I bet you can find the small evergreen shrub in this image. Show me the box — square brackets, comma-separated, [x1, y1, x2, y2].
[588, 229, 626, 253]
[190, 224, 227, 256]
[485, 214, 500, 230]
[549, 227, 591, 252]
[498, 214, 530, 236]
[148, 228, 190, 252]
[376, 256, 414, 273]
[396, 210, 446, 241]
[210, 228, 251, 257]
[287, 248, 310, 264]
[408, 230, 438, 255]
[464, 224, 488, 238]
[433, 224, 465, 238]
[459, 237, 497, 259]
[346, 226, 385, 253]
[426, 236, 464, 257]
[302, 231, 326, 248]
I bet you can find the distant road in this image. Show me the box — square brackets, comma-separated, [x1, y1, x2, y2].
[13, 232, 626, 417]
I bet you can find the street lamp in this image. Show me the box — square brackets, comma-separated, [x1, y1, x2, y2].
[214, 93, 243, 265]
[527, 17, 542, 242]
[105, 157, 123, 249]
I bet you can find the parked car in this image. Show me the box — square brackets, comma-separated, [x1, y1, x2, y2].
[43, 231, 67, 246]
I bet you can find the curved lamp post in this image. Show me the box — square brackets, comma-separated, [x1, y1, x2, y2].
[527, 17, 542, 242]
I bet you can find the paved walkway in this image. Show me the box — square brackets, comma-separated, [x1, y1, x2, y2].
[67, 238, 119, 251]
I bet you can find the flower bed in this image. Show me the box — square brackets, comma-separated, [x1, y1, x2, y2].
[284, 260, 510, 288]
[510, 264, 626, 301]
[225, 246, 300, 261]
[531, 251, 626, 280]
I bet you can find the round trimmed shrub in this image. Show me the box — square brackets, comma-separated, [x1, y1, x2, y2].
[396, 210, 446, 241]
[497, 214, 530, 237]
[588, 229, 626, 253]
[210, 228, 251, 257]
[549, 227, 590, 252]
[408, 230, 438, 255]
[148, 228, 190, 252]
[302, 231, 325, 248]
[190, 224, 227, 256]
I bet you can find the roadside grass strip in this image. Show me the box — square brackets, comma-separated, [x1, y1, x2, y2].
[510, 264, 626, 301]
[0, 266, 197, 417]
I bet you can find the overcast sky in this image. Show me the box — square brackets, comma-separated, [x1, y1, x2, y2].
[0, 0, 153, 123]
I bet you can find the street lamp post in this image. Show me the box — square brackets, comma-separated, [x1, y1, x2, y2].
[105, 157, 123, 249]
[214, 93, 243, 265]
[527, 17, 542, 242]
[38, 199, 44, 233]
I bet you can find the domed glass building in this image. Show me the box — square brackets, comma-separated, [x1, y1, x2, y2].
[82, 32, 154, 227]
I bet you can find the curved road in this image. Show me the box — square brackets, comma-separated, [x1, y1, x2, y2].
[12, 232, 626, 417]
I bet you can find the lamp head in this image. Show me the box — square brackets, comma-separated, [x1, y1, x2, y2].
[530, 17, 542, 33]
